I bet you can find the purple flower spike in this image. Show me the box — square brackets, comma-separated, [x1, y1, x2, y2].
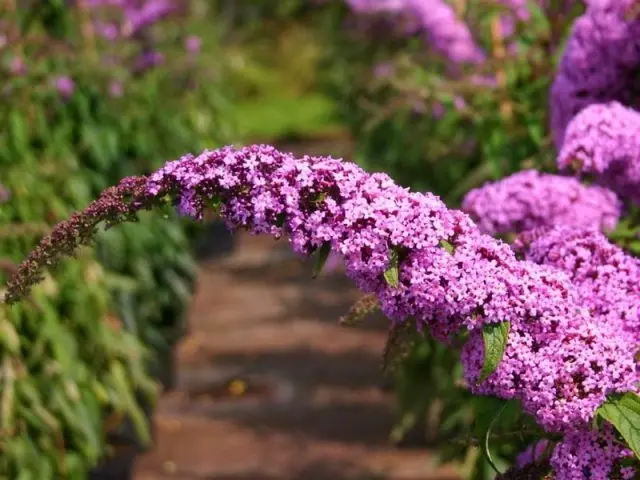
[108, 80, 124, 97]
[550, 0, 640, 147]
[0, 183, 11, 203]
[558, 101, 640, 204]
[53, 75, 75, 98]
[462, 170, 622, 235]
[184, 35, 202, 54]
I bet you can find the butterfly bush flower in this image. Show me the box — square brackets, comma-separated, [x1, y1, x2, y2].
[515, 226, 640, 343]
[121, 0, 178, 37]
[133, 51, 164, 73]
[184, 35, 201, 54]
[108, 80, 124, 97]
[461, 170, 622, 235]
[516, 439, 551, 468]
[0, 183, 10, 203]
[558, 101, 640, 204]
[53, 75, 75, 98]
[344, 0, 485, 64]
[551, 429, 634, 479]
[7, 146, 638, 464]
[405, 0, 485, 64]
[345, 0, 406, 13]
[550, 0, 640, 147]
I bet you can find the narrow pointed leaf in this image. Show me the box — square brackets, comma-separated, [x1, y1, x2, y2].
[439, 239, 456, 255]
[384, 248, 399, 288]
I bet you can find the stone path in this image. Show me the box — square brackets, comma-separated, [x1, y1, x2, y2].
[134, 233, 460, 480]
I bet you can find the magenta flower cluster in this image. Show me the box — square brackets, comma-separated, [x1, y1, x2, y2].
[83, 0, 200, 86]
[550, 0, 640, 148]
[515, 427, 635, 479]
[511, 228, 640, 477]
[144, 146, 637, 450]
[461, 170, 622, 236]
[0, 183, 10, 203]
[344, 0, 485, 64]
[87, 0, 178, 38]
[515, 227, 640, 344]
[550, 428, 634, 480]
[558, 102, 640, 205]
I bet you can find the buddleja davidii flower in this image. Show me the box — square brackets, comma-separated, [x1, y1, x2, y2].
[462, 170, 622, 236]
[551, 428, 635, 480]
[345, 0, 406, 13]
[515, 226, 640, 342]
[463, 313, 637, 433]
[516, 439, 552, 468]
[507, 429, 636, 479]
[342, 0, 485, 64]
[550, 0, 640, 147]
[145, 146, 640, 436]
[3, 176, 158, 303]
[121, 0, 178, 37]
[405, 0, 486, 64]
[0, 183, 10, 203]
[8, 146, 638, 449]
[558, 101, 640, 205]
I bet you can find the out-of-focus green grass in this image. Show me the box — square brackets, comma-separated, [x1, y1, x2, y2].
[233, 92, 343, 140]
[223, 21, 345, 141]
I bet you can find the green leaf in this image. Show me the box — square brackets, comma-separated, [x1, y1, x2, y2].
[439, 239, 456, 255]
[0, 317, 20, 354]
[597, 392, 640, 460]
[384, 248, 399, 288]
[311, 242, 331, 279]
[479, 321, 510, 383]
[9, 111, 28, 157]
[275, 212, 286, 228]
[108, 361, 151, 447]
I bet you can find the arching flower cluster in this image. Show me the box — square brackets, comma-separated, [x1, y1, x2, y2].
[6, 145, 636, 480]
[507, 227, 640, 478]
[142, 146, 640, 478]
[461, 170, 622, 236]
